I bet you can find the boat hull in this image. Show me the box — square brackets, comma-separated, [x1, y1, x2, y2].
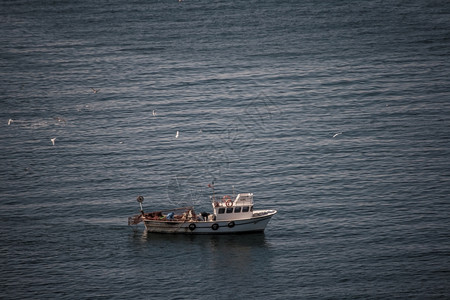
[143, 210, 277, 234]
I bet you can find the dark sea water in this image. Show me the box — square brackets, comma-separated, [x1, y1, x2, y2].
[1, 0, 450, 298]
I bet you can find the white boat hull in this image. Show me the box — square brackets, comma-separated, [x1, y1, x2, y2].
[143, 210, 277, 234]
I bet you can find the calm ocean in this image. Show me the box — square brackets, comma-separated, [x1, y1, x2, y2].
[1, 0, 449, 299]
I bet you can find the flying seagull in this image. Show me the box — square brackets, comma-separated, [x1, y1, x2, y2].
[332, 132, 342, 138]
[8, 119, 13, 125]
[152, 110, 156, 116]
[54, 117, 66, 123]
[175, 131, 179, 138]
[91, 87, 100, 94]
[51, 138, 56, 146]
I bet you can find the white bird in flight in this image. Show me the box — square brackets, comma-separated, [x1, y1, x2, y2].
[54, 117, 66, 123]
[333, 132, 342, 138]
[8, 119, 13, 125]
[152, 110, 156, 116]
[175, 131, 179, 138]
[51, 138, 56, 146]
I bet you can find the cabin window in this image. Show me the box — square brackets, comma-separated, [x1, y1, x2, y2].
[242, 206, 249, 212]
[218, 208, 225, 214]
[250, 206, 253, 212]
[226, 207, 233, 213]
[234, 207, 241, 213]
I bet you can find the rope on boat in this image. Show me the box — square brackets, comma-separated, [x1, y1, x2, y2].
[128, 214, 143, 225]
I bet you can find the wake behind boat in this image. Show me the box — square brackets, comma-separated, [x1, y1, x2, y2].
[128, 191, 277, 234]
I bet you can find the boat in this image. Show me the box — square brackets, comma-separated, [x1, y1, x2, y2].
[128, 192, 277, 234]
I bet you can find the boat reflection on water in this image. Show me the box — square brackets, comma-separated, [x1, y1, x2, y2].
[206, 234, 271, 272]
[136, 229, 270, 249]
[131, 229, 272, 273]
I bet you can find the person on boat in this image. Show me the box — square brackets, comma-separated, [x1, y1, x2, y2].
[187, 210, 194, 221]
[201, 212, 210, 221]
[166, 212, 174, 220]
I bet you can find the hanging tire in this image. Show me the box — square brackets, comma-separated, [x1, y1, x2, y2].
[189, 223, 196, 231]
[228, 221, 235, 228]
[211, 223, 219, 230]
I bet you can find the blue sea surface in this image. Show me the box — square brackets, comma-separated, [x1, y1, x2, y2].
[1, 0, 450, 299]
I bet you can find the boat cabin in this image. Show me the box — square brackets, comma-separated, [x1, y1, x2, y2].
[213, 193, 254, 221]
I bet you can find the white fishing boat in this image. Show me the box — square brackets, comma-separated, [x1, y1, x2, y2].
[128, 192, 277, 234]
